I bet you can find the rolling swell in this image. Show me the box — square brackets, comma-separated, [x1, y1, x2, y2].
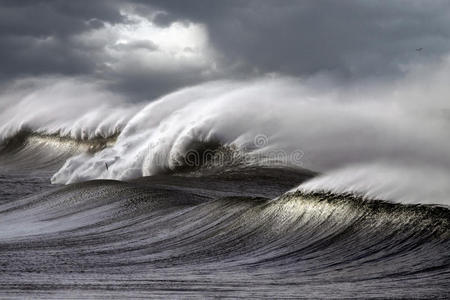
[0, 168, 448, 298]
[0, 129, 117, 170]
[0, 130, 118, 204]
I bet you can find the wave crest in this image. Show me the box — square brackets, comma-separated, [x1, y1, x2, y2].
[2, 74, 450, 205]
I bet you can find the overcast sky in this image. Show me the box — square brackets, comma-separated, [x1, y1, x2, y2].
[1, 0, 450, 100]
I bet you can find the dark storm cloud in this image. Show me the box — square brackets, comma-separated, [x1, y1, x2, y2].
[0, 0, 218, 99]
[147, 0, 450, 78]
[0, 0, 123, 37]
[0, 0, 123, 79]
[1, 0, 450, 99]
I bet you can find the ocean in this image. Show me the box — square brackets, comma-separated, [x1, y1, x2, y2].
[0, 78, 449, 298]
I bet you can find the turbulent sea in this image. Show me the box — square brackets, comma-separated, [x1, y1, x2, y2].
[1, 78, 450, 298]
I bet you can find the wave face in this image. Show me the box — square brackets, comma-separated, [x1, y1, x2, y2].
[0, 168, 448, 298]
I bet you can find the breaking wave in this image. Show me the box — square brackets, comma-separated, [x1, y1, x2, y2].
[1, 69, 450, 205]
[0, 129, 116, 171]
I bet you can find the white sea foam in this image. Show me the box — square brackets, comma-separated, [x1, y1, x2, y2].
[1, 60, 450, 205]
[0, 77, 140, 141]
[296, 163, 450, 206]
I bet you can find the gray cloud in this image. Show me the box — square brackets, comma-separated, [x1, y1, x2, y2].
[112, 40, 158, 51]
[1, 0, 450, 100]
[147, 0, 450, 78]
[0, 0, 123, 80]
[0, 0, 123, 37]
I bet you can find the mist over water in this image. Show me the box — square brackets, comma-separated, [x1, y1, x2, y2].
[0, 77, 140, 141]
[1, 60, 450, 205]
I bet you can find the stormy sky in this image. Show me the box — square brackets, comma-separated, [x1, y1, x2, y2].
[1, 0, 450, 100]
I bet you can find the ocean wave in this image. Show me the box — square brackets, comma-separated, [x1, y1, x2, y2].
[297, 163, 450, 206]
[1, 74, 450, 205]
[0, 170, 448, 298]
[0, 129, 117, 171]
[0, 77, 139, 143]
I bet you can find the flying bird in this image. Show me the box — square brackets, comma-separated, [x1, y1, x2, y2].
[416, 48, 423, 51]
